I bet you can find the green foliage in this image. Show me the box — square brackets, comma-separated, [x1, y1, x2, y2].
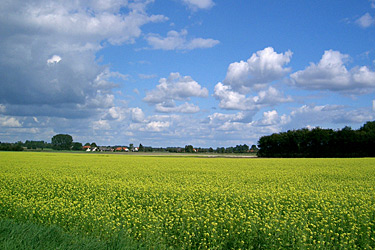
[51, 134, 73, 150]
[250, 144, 258, 152]
[216, 147, 225, 153]
[72, 142, 83, 151]
[24, 140, 50, 150]
[258, 121, 375, 157]
[184, 144, 194, 153]
[0, 143, 23, 151]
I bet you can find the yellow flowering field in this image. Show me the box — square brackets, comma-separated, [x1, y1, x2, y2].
[0, 152, 374, 249]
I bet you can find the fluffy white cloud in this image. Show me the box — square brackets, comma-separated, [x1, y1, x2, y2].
[182, 0, 215, 10]
[47, 55, 62, 65]
[223, 47, 292, 93]
[146, 29, 219, 50]
[213, 82, 292, 111]
[356, 13, 375, 28]
[93, 69, 128, 89]
[146, 121, 170, 132]
[255, 87, 293, 105]
[155, 102, 200, 113]
[92, 120, 111, 130]
[208, 112, 253, 124]
[290, 50, 375, 94]
[285, 104, 375, 129]
[207, 109, 287, 139]
[144, 73, 208, 103]
[144, 72, 208, 113]
[255, 110, 289, 127]
[131, 107, 146, 123]
[213, 83, 255, 110]
[129, 119, 171, 133]
[0, 116, 22, 127]
[106, 107, 124, 120]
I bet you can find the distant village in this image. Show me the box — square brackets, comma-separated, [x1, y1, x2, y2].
[83, 145, 139, 152]
[0, 138, 258, 154]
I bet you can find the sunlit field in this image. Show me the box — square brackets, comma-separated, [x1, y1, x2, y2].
[0, 152, 374, 249]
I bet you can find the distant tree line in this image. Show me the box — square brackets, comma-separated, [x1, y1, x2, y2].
[165, 144, 257, 153]
[1, 133, 259, 154]
[0, 142, 24, 151]
[24, 140, 51, 150]
[216, 144, 258, 154]
[257, 121, 375, 158]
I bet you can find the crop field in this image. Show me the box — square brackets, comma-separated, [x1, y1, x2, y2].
[0, 152, 375, 249]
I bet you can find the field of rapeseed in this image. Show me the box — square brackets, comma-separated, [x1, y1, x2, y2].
[0, 152, 374, 249]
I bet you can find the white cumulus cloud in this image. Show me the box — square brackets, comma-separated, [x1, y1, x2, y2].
[155, 102, 200, 113]
[131, 107, 146, 123]
[144, 72, 208, 113]
[290, 50, 375, 94]
[213, 82, 292, 111]
[285, 104, 375, 129]
[0, 116, 22, 127]
[47, 55, 62, 64]
[356, 13, 375, 28]
[223, 47, 292, 93]
[146, 121, 170, 132]
[146, 29, 219, 50]
[93, 120, 111, 130]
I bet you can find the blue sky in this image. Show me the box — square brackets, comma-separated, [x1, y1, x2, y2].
[1, 0, 375, 147]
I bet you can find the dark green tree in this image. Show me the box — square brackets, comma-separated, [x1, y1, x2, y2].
[139, 143, 144, 152]
[51, 134, 73, 150]
[185, 145, 194, 153]
[257, 121, 375, 157]
[72, 142, 83, 151]
[250, 145, 258, 152]
[216, 147, 225, 153]
[225, 147, 234, 153]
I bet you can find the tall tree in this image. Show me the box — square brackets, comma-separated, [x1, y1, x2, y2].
[51, 134, 73, 150]
[185, 145, 194, 153]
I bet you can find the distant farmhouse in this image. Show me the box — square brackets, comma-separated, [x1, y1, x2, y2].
[83, 145, 113, 152]
[115, 147, 129, 152]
